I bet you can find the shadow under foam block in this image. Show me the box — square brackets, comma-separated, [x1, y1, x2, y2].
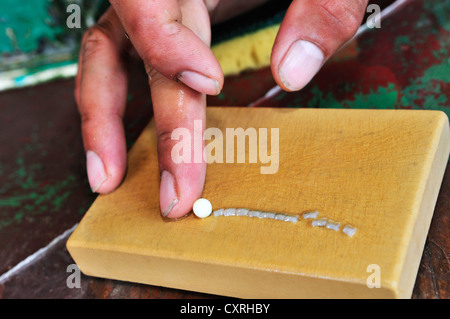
[67, 108, 449, 298]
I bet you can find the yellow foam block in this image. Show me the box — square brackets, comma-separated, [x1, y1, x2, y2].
[67, 108, 449, 298]
[212, 24, 280, 75]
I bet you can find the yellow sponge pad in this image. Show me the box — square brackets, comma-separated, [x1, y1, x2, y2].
[211, 24, 280, 76]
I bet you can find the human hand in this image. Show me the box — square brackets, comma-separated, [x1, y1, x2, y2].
[75, 0, 368, 219]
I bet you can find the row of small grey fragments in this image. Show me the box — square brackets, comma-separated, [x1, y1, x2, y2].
[212, 208, 357, 237]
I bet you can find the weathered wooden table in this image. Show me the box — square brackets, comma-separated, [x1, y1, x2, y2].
[0, 0, 448, 298]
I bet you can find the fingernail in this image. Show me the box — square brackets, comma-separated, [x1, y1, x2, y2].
[278, 40, 325, 91]
[177, 71, 220, 95]
[160, 170, 178, 217]
[86, 150, 107, 193]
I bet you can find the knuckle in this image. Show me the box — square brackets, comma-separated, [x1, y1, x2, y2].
[317, 0, 365, 40]
[81, 26, 111, 59]
[126, 13, 159, 39]
[139, 23, 182, 73]
[96, 16, 115, 36]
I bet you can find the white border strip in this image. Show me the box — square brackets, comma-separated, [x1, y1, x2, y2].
[0, 223, 78, 285]
[0, 63, 78, 92]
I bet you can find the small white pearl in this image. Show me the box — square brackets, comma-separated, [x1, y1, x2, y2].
[193, 198, 213, 218]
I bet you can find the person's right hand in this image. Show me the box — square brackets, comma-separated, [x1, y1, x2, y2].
[75, 0, 224, 219]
